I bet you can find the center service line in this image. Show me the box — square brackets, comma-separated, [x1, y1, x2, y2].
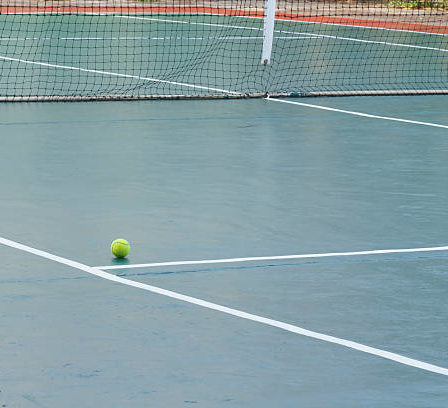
[1, 235, 447, 377]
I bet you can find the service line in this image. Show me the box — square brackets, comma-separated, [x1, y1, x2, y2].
[0, 235, 447, 377]
[96, 244, 448, 270]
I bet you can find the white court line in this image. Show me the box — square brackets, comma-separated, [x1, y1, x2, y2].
[266, 98, 448, 129]
[0, 235, 447, 377]
[1, 31, 447, 53]
[1, 31, 446, 53]
[278, 29, 448, 53]
[288, 19, 448, 37]
[117, 15, 448, 54]
[0, 55, 238, 95]
[0, 36, 315, 41]
[95, 245, 448, 270]
[1, 14, 445, 53]
[114, 13, 448, 37]
[3, 11, 448, 37]
[205, 13, 448, 37]
[115, 14, 263, 30]
[229, 13, 448, 37]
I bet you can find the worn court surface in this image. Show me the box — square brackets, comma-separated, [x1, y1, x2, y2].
[0, 96, 448, 406]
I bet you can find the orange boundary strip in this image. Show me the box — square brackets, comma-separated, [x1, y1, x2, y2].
[0, 6, 447, 35]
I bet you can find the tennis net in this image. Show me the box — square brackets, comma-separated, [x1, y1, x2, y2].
[0, 0, 447, 101]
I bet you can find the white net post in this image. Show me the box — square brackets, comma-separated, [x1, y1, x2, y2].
[261, 0, 277, 65]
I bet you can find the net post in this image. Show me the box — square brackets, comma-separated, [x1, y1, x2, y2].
[261, 0, 276, 65]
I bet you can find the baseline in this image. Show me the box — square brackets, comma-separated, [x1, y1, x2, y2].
[0, 235, 447, 377]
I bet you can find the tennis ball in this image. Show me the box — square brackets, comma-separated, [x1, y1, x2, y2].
[111, 238, 130, 258]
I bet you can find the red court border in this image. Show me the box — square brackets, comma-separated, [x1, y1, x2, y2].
[1, 6, 447, 35]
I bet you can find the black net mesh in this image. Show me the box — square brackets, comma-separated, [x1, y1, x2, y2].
[0, 0, 447, 100]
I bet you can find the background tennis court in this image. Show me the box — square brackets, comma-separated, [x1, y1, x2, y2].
[0, 2, 447, 99]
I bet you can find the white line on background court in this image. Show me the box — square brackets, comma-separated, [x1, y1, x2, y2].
[267, 98, 448, 129]
[117, 15, 448, 53]
[0, 54, 238, 95]
[4, 11, 447, 37]
[0, 35, 316, 41]
[1, 235, 448, 377]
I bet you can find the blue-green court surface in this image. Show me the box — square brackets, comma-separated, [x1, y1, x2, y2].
[0, 96, 448, 407]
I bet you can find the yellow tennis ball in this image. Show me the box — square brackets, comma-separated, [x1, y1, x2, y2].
[111, 239, 130, 258]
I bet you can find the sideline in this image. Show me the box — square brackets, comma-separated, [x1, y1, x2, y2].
[1, 235, 447, 377]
